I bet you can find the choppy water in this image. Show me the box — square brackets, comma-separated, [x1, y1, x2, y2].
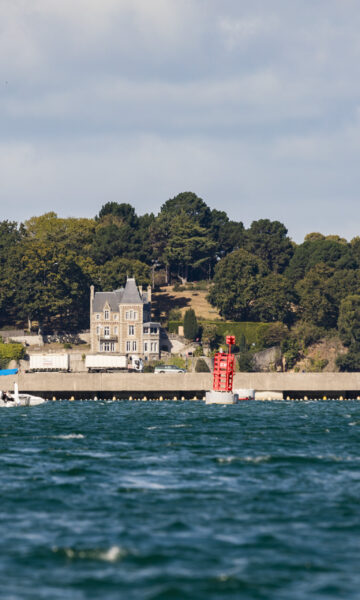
[1, 399, 360, 599]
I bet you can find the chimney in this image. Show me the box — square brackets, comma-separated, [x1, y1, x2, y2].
[147, 285, 152, 303]
[90, 285, 95, 316]
[138, 285, 143, 297]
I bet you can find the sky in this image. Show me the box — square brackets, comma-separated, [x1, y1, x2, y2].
[1, 0, 360, 242]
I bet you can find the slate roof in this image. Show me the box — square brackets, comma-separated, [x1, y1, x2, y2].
[92, 290, 124, 312]
[120, 278, 142, 304]
[92, 279, 149, 312]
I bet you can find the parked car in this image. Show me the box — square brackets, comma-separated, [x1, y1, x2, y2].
[154, 365, 186, 374]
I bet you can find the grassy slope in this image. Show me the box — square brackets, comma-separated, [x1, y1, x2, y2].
[152, 285, 221, 321]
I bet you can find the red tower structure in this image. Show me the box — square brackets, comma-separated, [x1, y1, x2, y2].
[213, 335, 236, 392]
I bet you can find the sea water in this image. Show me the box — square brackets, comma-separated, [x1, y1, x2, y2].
[1, 399, 360, 599]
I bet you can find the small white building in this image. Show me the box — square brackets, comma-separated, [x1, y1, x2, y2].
[90, 278, 160, 360]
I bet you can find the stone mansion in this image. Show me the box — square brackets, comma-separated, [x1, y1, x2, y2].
[90, 278, 160, 360]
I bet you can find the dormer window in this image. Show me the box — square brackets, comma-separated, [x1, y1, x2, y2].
[104, 310, 110, 320]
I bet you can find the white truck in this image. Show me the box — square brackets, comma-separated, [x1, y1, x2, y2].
[29, 354, 70, 372]
[85, 354, 143, 373]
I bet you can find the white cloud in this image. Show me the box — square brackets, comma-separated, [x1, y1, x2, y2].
[0, 0, 360, 240]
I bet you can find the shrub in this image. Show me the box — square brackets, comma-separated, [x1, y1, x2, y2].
[238, 352, 254, 372]
[195, 358, 210, 372]
[168, 308, 182, 321]
[336, 350, 360, 372]
[0, 342, 25, 369]
[143, 364, 155, 373]
[184, 309, 199, 340]
[63, 342, 72, 349]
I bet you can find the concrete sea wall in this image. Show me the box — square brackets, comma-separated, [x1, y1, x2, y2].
[1, 372, 360, 396]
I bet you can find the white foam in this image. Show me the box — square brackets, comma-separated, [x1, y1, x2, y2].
[216, 455, 270, 464]
[54, 433, 85, 439]
[56, 545, 126, 562]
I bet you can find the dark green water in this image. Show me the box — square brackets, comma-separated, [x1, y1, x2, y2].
[1, 399, 360, 599]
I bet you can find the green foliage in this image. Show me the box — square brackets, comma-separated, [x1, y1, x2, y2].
[63, 342, 72, 349]
[168, 356, 186, 369]
[253, 273, 297, 324]
[238, 352, 254, 372]
[256, 322, 288, 348]
[183, 309, 199, 340]
[296, 264, 338, 328]
[306, 356, 329, 372]
[239, 333, 247, 352]
[193, 346, 203, 357]
[285, 239, 354, 283]
[168, 308, 182, 320]
[337, 295, 360, 346]
[95, 258, 150, 291]
[0, 342, 25, 368]
[195, 358, 210, 372]
[244, 219, 294, 273]
[281, 337, 301, 369]
[201, 323, 218, 348]
[294, 322, 324, 349]
[336, 348, 360, 372]
[208, 249, 268, 320]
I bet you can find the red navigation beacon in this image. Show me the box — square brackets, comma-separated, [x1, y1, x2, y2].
[213, 335, 236, 393]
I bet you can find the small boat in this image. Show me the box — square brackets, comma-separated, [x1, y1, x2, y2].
[0, 384, 46, 407]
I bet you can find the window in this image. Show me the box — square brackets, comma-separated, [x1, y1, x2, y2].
[110, 342, 115, 352]
[96, 326, 100, 335]
[126, 341, 131, 352]
[132, 341, 137, 352]
[104, 310, 110, 320]
[104, 326, 110, 337]
[144, 342, 148, 352]
[96, 314, 100, 320]
[143, 327, 149, 334]
[128, 325, 135, 336]
[150, 342, 158, 352]
[126, 310, 138, 320]
[114, 314, 118, 320]
[104, 342, 110, 352]
[114, 326, 118, 335]
[150, 327, 158, 334]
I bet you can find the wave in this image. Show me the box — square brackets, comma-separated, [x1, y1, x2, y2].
[52, 545, 126, 562]
[52, 434, 85, 439]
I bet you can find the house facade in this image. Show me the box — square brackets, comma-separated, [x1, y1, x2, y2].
[90, 278, 160, 360]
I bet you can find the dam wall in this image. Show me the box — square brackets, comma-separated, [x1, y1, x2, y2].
[1, 372, 360, 396]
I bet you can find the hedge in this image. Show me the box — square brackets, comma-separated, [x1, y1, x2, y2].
[168, 320, 274, 349]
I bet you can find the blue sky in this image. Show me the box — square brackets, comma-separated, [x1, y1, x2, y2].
[1, 0, 359, 241]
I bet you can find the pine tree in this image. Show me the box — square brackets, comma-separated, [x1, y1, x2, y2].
[183, 309, 198, 340]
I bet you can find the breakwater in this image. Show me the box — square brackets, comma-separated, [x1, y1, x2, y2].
[1, 372, 360, 398]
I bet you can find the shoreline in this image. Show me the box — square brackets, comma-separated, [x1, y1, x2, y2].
[1, 372, 360, 400]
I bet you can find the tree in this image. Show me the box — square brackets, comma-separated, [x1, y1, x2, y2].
[295, 264, 338, 328]
[160, 191, 212, 228]
[208, 249, 268, 320]
[285, 239, 353, 283]
[201, 323, 218, 349]
[7, 239, 91, 330]
[153, 210, 216, 283]
[95, 258, 150, 291]
[252, 273, 297, 324]
[245, 219, 294, 273]
[336, 348, 360, 372]
[183, 309, 199, 340]
[96, 202, 138, 227]
[337, 295, 360, 346]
